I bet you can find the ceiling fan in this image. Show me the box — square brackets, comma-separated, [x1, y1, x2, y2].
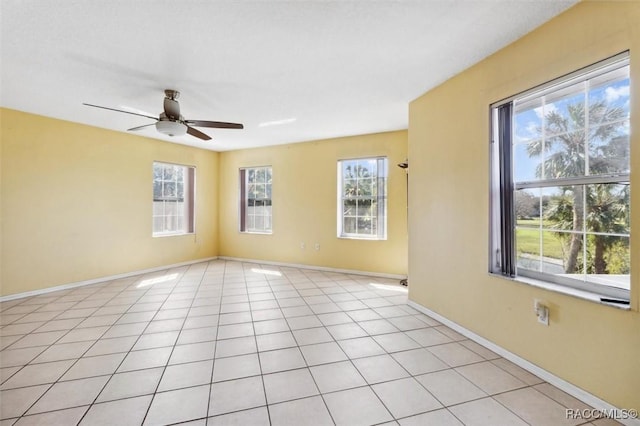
[83, 89, 243, 141]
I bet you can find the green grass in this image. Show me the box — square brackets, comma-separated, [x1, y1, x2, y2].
[516, 227, 565, 260]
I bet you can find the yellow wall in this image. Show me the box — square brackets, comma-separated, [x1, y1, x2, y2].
[218, 131, 408, 275]
[408, 1, 639, 410]
[0, 108, 219, 296]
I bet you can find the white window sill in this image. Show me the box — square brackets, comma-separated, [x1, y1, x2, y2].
[241, 231, 273, 235]
[153, 232, 194, 238]
[338, 235, 386, 241]
[492, 273, 631, 310]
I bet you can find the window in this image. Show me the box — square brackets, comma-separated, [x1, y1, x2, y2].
[153, 162, 195, 236]
[338, 157, 387, 239]
[490, 53, 630, 301]
[240, 166, 272, 233]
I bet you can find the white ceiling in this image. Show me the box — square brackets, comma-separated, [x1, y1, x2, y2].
[1, 0, 577, 151]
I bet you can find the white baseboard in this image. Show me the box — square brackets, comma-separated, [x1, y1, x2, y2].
[0, 257, 218, 302]
[218, 256, 407, 280]
[408, 300, 640, 426]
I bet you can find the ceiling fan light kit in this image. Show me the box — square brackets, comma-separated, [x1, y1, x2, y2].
[83, 90, 243, 141]
[156, 120, 187, 137]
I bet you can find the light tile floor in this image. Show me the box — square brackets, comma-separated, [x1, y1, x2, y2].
[0, 260, 622, 426]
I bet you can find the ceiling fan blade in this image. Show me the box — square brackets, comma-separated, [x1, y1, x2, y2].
[83, 103, 158, 121]
[185, 120, 244, 129]
[163, 98, 181, 120]
[127, 123, 156, 132]
[186, 125, 212, 141]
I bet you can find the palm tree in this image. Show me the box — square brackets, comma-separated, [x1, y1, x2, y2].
[527, 99, 627, 273]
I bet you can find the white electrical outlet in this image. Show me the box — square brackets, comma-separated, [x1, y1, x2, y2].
[534, 300, 549, 326]
[314, 243, 320, 251]
[300, 242, 305, 249]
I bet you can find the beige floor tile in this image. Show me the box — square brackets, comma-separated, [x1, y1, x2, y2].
[263, 368, 319, 404]
[256, 331, 298, 352]
[13, 406, 88, 426]
[9, 331, 66, 349]
[405, 328, 453, 347]
[212, 353, 261, 382]
[323, 386, 393, 426]
[0, 384, 50, 419]
[27, 376, 110, 414]
[157, 359, 213, 391]
[1, 322, 46, 336]
[492, 358, 544, 385]
[416, 369, 487, 406]
[177, 326, 217, 345]
[214, 336, 256, 358]
[96, 367, 163, 402]
[169, 340, 216, 364]
[207, 407, 270, 426]
[254, 318, 291, 334]
[372, 377, 442, 418]
[117, 347, 172, 372]
[61, 352, 127, 381]
[358, 319, 400, 335]
[83, 335, 138, 357]
[391, 348, 450, 375]
[299, 341, 347, 366]
[338, 336, 386, 359]
[183, 314, 218, 330]
[352, 354, 410, 384]
[0, 359, 74, 389]
[495, 387, 583, 426]
[209, 375, 266, 416]
[373, 332, 421, 353]
[456, 361, 527, 395]
[427, 342, 485, 367]
[327, 323, 368, 340]
[259, 347, 307, 373]
[310, 360, 367, 393]
[216, 322, 255, 340]
[80, 395, 152, 426]
[270, 395, 334, 426]
[31, 340, 93, 363]
[132, 330, 179, 350]
[398, 409, 464, 426]
[77, 314, 120, 328]
[449, 397, 528, 426]
[533, 382, 593, 411]
[143, 385, 209, 425]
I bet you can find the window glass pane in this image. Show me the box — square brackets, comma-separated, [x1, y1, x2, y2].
[544, 83, 585, 137]
[586, 183, 630, 234]
[589, 123, 629, 175]
[543, 134, 586, 179]
[513, 142, 542, 183]
[356, 217, 373, 234]
[515, 188, 541, 222]
[153, 181, 163, 199]
[513, 100, 543, 143]
[541, 186, 583, 233]
[343, 217, 356, 234]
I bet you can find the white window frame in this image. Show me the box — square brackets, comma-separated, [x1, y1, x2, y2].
[337, 157, 388, 240]
[490, 52, 630, 303]
[152, 162, 195, 237]
[240, 166, 272, 234]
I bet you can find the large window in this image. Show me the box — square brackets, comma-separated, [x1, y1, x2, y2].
[153, 162, 195, 236]
[338, 157, 387, 239]
[240, 166, 272, 233]
[490, 53, 630, 301]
